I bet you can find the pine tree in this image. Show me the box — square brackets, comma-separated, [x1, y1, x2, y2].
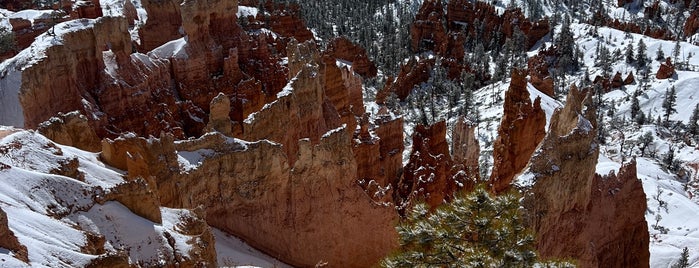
[382, 186, 571, 268]
[638, 131, 654, 156]
[636, 39, 648, 68]
[631, 94, 641, 120]
[672, 247, 690, 268]
[663, 147, 677, 171]
[625, 43, 635, 63]
[555, 17, 578, 73]
[635, 111, 646, 125]
[0, 27, 14, 55]
[656, 45, 665, 61]
[673, 40, 682, 64]
[662, 86, 677, 126]
[690, 104, 699, 136]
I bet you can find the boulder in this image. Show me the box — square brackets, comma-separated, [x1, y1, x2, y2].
[656, 58, 676, 80]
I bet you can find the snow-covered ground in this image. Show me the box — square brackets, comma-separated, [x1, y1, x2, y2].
[0, 128, 288, 267]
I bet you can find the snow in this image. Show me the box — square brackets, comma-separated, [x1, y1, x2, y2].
[213, 228, 291, 268]
[635, 158, 699, 268]
[9, 9, 57, 23]
[322, 124, 347, 139]
[0, 129, 285, 266]
[596, 154, 622, 176]
[0, 69, 24, 127]
[148, 37, 188, 59]
[177, 148, 215, 171]
[276, 76, 297, 99]
[100, 0, 147, 44]
[237, 6, 259, 18]
[514, 172, 536, 189]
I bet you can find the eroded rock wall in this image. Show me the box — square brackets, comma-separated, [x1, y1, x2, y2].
[490, 70, 546, 193]
[524, 86, 650, 267]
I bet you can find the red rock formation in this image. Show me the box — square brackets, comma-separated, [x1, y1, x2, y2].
[528, 48, 556, 97]
[686, 9, 699, 37]
[100, 126, 399, 267]
[618, 0, 634, 7]
[611, 71, 624, 88]
[136, 0, 183, 52]
[490, 70, 546, 193]
[0, 207, 28, 262]
[240, 39, 342, 164]
[355, 114, 405, 201]
[377, 57, 433, 102]
[325, 37, 378, 78]
[452, 117, 480, 180]
[524, 86, 649, 267]
[322, 53, 365, 133]
[70, 0, 103, 19]
[396, 121, 474, 213]
[446, 0, 549, 49]
[410, 0, 448, 54]
[657, 58, 676, 79]
[1, 0, 33, 11]
[625, 71, 635, 85]
[264, 2, 314, 43]
[37, 111, 102, 152]
[205, 92, 233, 136]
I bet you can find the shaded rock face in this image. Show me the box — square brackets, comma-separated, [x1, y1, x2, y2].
[656, 58, 676, 79]
[95, 37, 402, 267]
[37, 111, 102, 152]
[396, 121, 474, 214]
[410, 0, 448, 54]
[377, 57, 433, 103]
[625, 71, 635, 85]
[686, 9, 699, 37]
[205, 92, 233, 136]
[6, 0, 305, 140]
[523, 86, 649, 268]
[325, 37, 378, 78]
[452, 117, 480, 180]
[355, 114, 405, 202]
[322, 49, 366, 133]
[0, 207, 28, 262]
[446, 0, 549, 49]
[490, 70, 546, 193]
[137, 0, 184, 52]
[611, 72, 624, 88]
[528, 48, 556, 97]
[102, 130, 398, 268]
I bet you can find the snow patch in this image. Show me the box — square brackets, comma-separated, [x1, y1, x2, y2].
[148, 37, 188, 59]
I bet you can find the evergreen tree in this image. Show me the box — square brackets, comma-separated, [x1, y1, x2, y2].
[596, 45, 612, 76]
[382, 186, 571, 268]
[635, 111, 646, 125]
[672, 247, 690, 268]
[673, 40, 682, 64]
[663, 147, 678, 171]
[0, 27, 14, 55]
[631, 94, 641, 120]
[625, 43, 635, 64]
[636, 39, 648, 68]
[656, 45, 665, 61]
[638, 131, 654, 157]
[690, 104, 699, 136]
[662, 86, 677, 126]
[555, 17, 578, 73]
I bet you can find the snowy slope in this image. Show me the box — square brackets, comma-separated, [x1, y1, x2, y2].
[0, 127, 289, 267]
[557, 22, 699, 267]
